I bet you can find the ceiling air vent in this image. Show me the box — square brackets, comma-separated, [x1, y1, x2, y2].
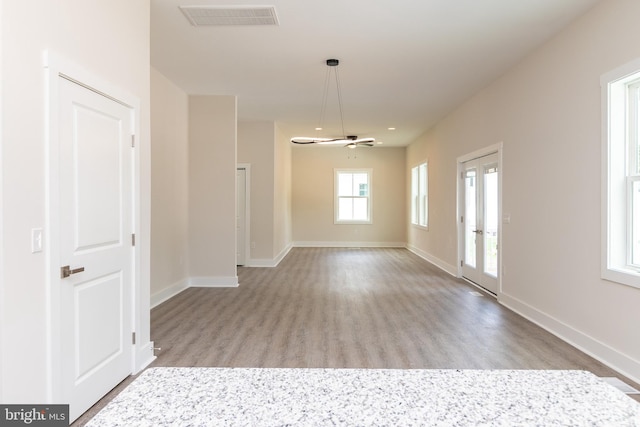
[180, 5, 279, 26]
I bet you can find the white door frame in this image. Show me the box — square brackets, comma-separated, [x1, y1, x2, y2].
[457, 142, 503, 296]
[0, 3, 4, 399]
[43, 51, 145, 402]
[237, 164, 251, 267]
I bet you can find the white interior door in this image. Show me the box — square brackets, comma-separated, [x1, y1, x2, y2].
[461, 153, 499, 293]
[58, 77, 133, 421]
[236, 168, 246, 266]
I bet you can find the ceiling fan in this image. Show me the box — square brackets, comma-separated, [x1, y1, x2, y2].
[291, 59, 375, 148]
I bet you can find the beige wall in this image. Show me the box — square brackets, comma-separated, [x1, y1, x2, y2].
[292, 146, 406, 245]
[407, 0, 640, 381]
[151, 68, 189, 297]
[0, 0, 150, 402]
[238, 122, 276, 261]
[273, 124, 292, 257]
[188, 96, 238, 284]
[237, 121, 293, 265]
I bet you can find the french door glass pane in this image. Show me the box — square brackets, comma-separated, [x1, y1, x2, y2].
[419, 164, 427, 226]
[464, 170, 477, 268]
[484, 167, 498, 277]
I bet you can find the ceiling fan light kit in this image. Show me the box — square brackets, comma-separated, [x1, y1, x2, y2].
[291, 59, 375, 148]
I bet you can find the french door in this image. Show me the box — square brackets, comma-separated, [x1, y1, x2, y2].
[461, 153, 499, 293]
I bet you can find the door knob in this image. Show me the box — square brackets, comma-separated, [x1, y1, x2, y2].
[472, 229, 483, 235]
[60, 265, 85, 278]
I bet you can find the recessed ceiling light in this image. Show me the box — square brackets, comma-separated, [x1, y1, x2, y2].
[376, 141, 384, 145]
[388, 127, 396, 131]
[315, 127, 323, 131]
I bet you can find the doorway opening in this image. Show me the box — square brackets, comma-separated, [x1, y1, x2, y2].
[237, 165, 250, 266]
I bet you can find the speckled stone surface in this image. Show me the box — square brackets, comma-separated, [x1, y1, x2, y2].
[86, 368, 640, 426]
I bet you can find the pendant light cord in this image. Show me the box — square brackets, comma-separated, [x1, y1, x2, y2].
[317, 62, 346, 139]
[334, 66, 346, 140]
[317, 67, 331, 132]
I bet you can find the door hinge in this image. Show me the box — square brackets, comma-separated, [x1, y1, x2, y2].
[132, 332, 136, 345]
[131, 135, 135, 148]
[131, 233, 135, 246]
[461, 260, 463, 267]
[461, 216, 464, 223]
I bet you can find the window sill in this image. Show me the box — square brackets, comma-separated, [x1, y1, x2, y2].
[411, 223, 429, 231]
[335, 220, 372, 225]
[602, 266, 640, 289]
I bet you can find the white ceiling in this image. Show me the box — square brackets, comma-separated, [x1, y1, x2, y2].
[151, 0, 600, 147]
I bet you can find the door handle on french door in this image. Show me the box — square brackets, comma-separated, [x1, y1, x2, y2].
[472, 229, 483, 235]
[60, 265, 85, 278]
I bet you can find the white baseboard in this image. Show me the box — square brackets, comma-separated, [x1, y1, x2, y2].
[274, 243, 293, 265]
[150, 279, 189, 309]
[246, 258, 277, 267]
[406, 244, 458, 277]
[293, 241, 406, 248]
[246, 243, 293, 267]
[190, 276, 239, 288]
[500, 292, 640, 385]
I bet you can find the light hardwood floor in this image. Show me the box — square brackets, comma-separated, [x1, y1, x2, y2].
[74, 247, 639, 425]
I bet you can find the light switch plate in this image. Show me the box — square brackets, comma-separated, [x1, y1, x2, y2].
[31, 228, 43, 253]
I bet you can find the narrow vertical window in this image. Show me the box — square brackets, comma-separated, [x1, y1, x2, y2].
[629, 82, 640, 267]
[411, 162, 428, 228]
[335, 169, 372, 224]
[601, 60, 640, 288]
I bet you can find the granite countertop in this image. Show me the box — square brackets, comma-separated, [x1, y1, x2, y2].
[86, 367, 640, 426]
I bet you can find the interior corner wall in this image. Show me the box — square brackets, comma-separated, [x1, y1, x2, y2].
[407, 0, 640, 381]
[292, 146, 406, 246]
[273, 124, 292, 257]
[188, 95, 238, 283]
[0, 0, 150, 402]
[237, 121, 276, 261]
[150, 68, 189, 300]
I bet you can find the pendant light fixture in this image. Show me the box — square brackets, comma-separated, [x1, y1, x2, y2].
[291, 59, 375, 148]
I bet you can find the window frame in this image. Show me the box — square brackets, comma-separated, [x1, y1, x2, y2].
[601, 58, 640, 289]
[334, 168, 372, 224]
[411, 161, 428, 229]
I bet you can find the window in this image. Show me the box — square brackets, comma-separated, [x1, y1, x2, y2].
[411, 162, 428, 228]
[335, 169, 372, 223]
[601, 59, 640, 288]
